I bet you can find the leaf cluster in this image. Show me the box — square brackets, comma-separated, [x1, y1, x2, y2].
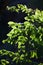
[1, 4, 43, 65]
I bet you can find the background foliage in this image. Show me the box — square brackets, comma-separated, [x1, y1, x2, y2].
[0, 4, 43, 65]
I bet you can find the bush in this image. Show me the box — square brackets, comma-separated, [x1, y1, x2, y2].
[0, 4, 43, 65]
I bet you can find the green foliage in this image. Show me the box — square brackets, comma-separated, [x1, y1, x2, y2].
[1, 4, 43, 65]
[1, 59, 9, 65]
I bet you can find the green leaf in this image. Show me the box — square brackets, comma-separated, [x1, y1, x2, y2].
[30, 50, 38, 58]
